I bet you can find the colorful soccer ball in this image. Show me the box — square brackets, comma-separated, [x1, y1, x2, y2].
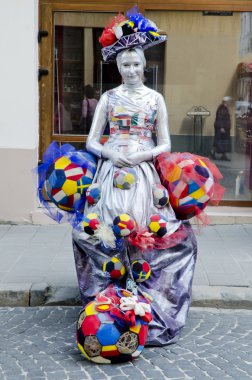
[155, 153, 215, 220]
[113, 168, 138, 190]
[44, 155, 95, 211]
[103, 257, 126, 280]
[131, 260, 151, 283]
[113, 214, 136, 237]
[148, 214, 168, 237]
[76, 287, 151, 364]
[86, 183, 101, 205]
[82, 213, 100, 235]
[152, 184, 169, 209]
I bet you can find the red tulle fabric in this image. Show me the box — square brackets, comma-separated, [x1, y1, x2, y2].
[127, 225, 189, 251]
[99, 13, 126, 47]
[154, 152, 226, 223]
[153, 224, 189, 250]
[127, 227, 155, 251]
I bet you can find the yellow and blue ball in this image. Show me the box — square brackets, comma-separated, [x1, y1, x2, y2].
[113, 214, 136, 237]
[113, 168, 138, 190]
[131, 260, 151, 283]
[81, 213, 100, 235]
[148, 214, 168, 237]
[45, 155, 94, 211]
[86, 183, 101, 205]
[103, 257, 126, 280]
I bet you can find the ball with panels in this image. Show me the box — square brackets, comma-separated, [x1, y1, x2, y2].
[81, 213, 100, 235]
[170, 158, 214, 219]
[113, 214, 136, 237]
[155, 153, 215, 220]
[152, 184, 169, 209]
[148, 214, 168, 237]
[131, 260, 151, 283]
[103, 257, 126, 280]
[113, 168, 138, 190]
[44, 155, 95, 211]
[86, 183, 101, 205]
[76, 287, 151, 364]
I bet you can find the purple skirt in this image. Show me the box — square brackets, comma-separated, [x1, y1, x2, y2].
[72, 221, 197, 346]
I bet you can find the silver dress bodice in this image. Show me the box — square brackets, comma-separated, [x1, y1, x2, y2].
[86, 84, 171, 158]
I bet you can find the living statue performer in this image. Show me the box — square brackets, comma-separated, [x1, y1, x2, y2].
[38, 8, 224, 363]
[72, 9, 197, 348]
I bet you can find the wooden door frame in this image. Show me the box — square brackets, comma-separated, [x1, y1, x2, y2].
[39, 0, 252, 206]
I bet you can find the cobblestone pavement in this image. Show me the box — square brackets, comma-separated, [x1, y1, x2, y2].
[0, 307, 252, 380]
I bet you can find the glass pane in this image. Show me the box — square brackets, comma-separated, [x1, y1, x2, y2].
[53, 11, 166, 137]
[53, 12, 109, 136]
[146, 10, 252, 202]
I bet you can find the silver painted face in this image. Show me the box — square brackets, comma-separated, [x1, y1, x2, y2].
[119, 51, 144, 86]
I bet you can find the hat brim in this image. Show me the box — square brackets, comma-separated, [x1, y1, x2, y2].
[101, 31, 167, 62]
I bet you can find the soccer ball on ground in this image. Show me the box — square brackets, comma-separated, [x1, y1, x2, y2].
[76, 286, 151, 364]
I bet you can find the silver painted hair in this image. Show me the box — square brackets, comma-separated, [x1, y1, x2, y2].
[116, 47, 146, 73]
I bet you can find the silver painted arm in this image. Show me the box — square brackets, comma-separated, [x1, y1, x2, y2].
[152, 93, 171, 157]
[86, 94, 108, 158]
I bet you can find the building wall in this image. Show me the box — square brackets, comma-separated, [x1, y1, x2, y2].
[0, 0, 39, 222]
[147, 11, 241, 138]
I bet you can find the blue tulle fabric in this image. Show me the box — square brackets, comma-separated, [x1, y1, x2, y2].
[36, 142, 97, 225]
[126, 6, 157, 32]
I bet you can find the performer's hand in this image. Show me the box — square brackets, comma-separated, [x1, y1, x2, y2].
[101, 146, 131, 167]
[220, 128, 225, 133]
[126, 151, 153, 166]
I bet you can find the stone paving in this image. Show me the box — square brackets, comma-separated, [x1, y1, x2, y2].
[0, 306, 252, 380]
[0, 224, 252, 288]
[1, 224, 252, 307]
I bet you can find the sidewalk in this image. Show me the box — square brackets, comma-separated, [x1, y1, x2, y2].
[0, 223, 252, 308]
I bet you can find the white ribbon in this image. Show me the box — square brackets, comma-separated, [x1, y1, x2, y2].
[119, 296, 151, 317]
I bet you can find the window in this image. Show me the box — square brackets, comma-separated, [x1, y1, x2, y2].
[39, 1, 252, 204]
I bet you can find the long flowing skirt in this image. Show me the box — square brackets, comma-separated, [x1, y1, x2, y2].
[72, 152, 197, 346]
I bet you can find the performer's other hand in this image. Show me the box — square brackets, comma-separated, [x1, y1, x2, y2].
[126, 151, 152, 166]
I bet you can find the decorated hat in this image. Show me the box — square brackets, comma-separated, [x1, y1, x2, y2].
[99, 6, 167, 62]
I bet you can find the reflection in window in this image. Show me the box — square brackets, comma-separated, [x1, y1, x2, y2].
[54, 26, 84, 135]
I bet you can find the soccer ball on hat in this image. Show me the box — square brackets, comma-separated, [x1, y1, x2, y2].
[113, 168, 138, 190]
[76, 286, 151, 364]
[152, 184, 169, 209]
[103, 257, 126, 280]
[44, 155, 94, 211]
[86, 183, 101, 205]
[81, 213, 100, 235]
[148, 214, 168, 237]
[113, 214, 136, 237]
[131, 260, 151, 283]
